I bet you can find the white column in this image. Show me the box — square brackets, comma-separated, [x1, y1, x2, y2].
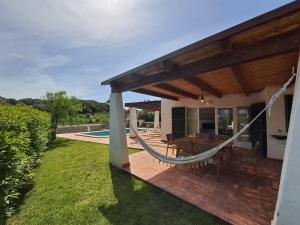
[273, 53, 300, 225]
[109, 91, 129, 168]
[214, 108, 219, 135]
[233, 106, 238, 136]
[129, 107, 138, 138]
[154, 110, 160, 130]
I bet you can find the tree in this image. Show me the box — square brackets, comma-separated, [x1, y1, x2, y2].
[45, 91, 82, 141]
[137, 110, 154, 122]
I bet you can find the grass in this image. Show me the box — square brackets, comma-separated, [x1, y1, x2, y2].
[7, 139, 224, 225]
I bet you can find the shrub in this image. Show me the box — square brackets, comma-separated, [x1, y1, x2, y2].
[0, 105, 51, 223]
[59, 113, 110, 128]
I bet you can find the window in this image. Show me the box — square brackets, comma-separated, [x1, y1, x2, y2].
[218, 108, 233, 136]
[237, 107, 250, 142]
[199, 108, 215, 134]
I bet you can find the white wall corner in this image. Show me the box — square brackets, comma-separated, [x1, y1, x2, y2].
[273, 53, 300, 225]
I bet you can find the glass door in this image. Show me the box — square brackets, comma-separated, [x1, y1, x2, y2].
[172, 107, 186, 138]
[237, 107, 250, 142]
[199, 108, 215, 134]
[218, 108, 233, 136]
[186, 108, 198, 137]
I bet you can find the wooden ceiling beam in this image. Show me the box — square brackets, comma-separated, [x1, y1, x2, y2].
[118, 29, 300, 91]
[183, 77, 222, 98]
[132, 88, 179, 101]
[154, 83, 199, 99]
[231, 65, 251, 96]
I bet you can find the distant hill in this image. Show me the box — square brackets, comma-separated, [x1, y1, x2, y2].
[0, 96, 109, 114]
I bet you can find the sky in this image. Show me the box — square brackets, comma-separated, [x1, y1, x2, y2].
[0, 0, 294, 103]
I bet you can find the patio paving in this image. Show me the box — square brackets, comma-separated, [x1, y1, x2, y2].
[125, 149, 282, 225]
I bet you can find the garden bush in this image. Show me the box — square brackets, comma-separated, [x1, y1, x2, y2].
[0, 105, 51, 223]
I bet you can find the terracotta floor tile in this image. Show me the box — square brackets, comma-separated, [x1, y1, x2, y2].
[127, 150, 281, 225]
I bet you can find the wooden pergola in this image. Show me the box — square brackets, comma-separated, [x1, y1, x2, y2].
[125, 101, 161, 138]
[102, 2, 300, 100]
[125, 100, 161, 111]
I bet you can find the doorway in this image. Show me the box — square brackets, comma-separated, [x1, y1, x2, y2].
[250, 103, 267, 157]
[172, 107, 186, 138]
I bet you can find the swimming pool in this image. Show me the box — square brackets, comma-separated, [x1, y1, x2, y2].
[80, 128, 147, 138]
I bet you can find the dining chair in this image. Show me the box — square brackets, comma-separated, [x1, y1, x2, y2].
[166, 134, 176, 156]
[232, 141, 260, 174]
[196, 132, 209, 139]
[217, 134, 231, 141]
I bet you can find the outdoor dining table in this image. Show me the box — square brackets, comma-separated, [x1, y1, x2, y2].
[174, 136, 233, 181]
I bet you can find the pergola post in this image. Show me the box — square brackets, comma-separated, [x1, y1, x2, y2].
[129, 107, 138, 138]
[154, 110, 160, 130]
[233, 106, 238, 136]
[272, 52, 300, 225]
[109, 89, 129, 168]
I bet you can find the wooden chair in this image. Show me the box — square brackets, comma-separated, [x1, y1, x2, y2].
[243, 141, 260, 162]
[208, 132, 218, 140]
[176, 142, 198, 173]
[232, 141, 260, 174]
[217, 134, 231, 141]
[243, 141, 260, 174]
[166, 134, 176, 156]
[196, 132, 209, 140]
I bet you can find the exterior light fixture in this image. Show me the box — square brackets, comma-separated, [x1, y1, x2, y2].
[200, 89, 205, 104]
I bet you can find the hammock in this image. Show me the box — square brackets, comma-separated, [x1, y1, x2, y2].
[130, 71, 297, 165]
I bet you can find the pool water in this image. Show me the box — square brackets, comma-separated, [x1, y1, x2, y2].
[83, 128, 147, 137]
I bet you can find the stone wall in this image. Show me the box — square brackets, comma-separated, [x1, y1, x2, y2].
[56, 124, 103, 134]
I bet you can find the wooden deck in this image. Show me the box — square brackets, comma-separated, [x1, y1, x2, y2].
[124, 135, 282, 225]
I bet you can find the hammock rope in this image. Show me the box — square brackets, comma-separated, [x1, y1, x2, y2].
[130, 71, 297, 165]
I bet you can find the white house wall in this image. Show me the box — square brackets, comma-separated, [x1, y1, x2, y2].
[264, 86, 294, 159]
[161, 86, 294, 160]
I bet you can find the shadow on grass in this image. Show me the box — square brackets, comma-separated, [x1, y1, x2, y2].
[97, 165, 227, 225]
[46, 138, 73, 151]
[97, 165, 162, 225]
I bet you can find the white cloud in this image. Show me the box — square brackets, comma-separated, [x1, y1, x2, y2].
[0, 0, 288, 102]
[0, 73, 58, 99]
[0, 0, 158, 48]
[0, 0, 165, 100]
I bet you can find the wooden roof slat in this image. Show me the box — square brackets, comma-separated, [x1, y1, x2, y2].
[183, 77, 222, 98]
[154, 83, 199, 99]
[133, 88, 179, 101]
[101, 1, 300, 86]
[125, 100, 161, 111]
[119, 29, 300, 91]
[231, 65, 252, 96]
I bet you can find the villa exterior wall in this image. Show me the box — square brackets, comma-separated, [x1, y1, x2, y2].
[161, 86, 294, 160]
[264, 86, 294, 159]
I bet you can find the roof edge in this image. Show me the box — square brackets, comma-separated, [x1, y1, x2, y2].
[101, 1, 300, 86]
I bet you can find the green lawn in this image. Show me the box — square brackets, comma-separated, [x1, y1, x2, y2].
[7, 139, 224, 225]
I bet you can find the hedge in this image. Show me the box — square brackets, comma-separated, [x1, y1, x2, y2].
[0, 105, 51, 223]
